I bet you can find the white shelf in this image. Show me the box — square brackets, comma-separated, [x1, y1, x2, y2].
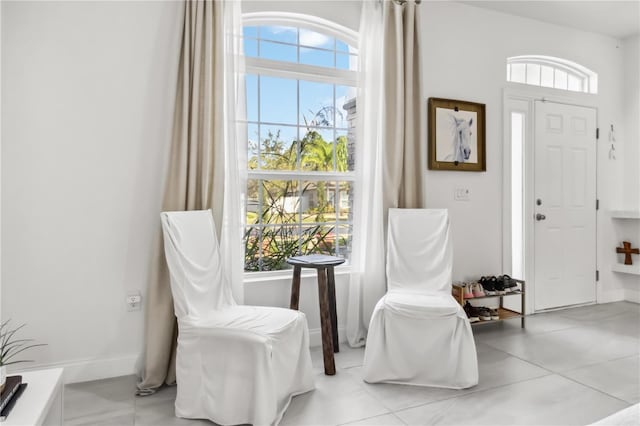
[610, 210, 640, 219]
[612, 263, 640, 275]
[4, 368, 64, 426]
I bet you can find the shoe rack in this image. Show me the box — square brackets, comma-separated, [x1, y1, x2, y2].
[452, 279, 526, 328]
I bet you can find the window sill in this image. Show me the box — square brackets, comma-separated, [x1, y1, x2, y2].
[244, 264, 352, 284]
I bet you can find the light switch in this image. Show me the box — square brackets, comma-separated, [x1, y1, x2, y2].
[127, 291, 142, 311]
[454, 187, 470, 201]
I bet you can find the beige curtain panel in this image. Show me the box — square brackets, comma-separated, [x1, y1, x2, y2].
[137, 0, 227, 393]
[347, 0, 424, 346]
[383, 0, 424, 210]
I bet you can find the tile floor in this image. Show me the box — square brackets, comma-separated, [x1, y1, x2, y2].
[64, 302, 640, 426]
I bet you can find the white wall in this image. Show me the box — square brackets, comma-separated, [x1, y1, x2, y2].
[622, 35, 640, 211]
[620, 34, 640, 303]
[1, 0, 182, 382]
[242, 0, 361, 31]
[0, 0, 3, 325]
[420, 2, 629, 305]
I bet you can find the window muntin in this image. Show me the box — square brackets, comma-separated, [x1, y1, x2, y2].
[506, 55, 598, 94]
[242, 19, 357, 272]
[243, 25, 357, 71]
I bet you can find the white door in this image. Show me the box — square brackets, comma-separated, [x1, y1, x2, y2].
[534, 101, 597, 311]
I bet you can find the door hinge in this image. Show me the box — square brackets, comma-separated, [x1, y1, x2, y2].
[596, 199, 600, 210]
[596, 270, 600, 281]
[596, 128, 600, 140]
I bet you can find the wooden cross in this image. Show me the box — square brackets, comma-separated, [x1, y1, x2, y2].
[616, 241, 639, 265]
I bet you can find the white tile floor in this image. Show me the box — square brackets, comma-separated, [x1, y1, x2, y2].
[64, 302, 640, 426]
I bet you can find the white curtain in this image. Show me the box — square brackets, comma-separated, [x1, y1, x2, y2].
[137, 0, 245, 393]
[346, 0, 424, 347]
[220, 0, 246, 305]
[346, 0, 386, 347]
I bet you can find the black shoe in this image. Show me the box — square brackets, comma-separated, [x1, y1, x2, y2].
[477, 306, 492, 321]
[479, 276, 497, 296]
[498, 274, 517, 293]
[489, 307, 500, 320]
[464, 302, 480, 323]
[492, 276, 506, 295]
[503, 274, 519, 292]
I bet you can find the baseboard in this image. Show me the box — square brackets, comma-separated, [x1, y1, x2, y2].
[625, 288, 640, 304]
[309, 326, 347, 348]
[597, 288, 626, 304]
[15, 354, 138, 384]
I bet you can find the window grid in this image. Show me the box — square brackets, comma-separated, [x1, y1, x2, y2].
[244, 24, 357, 272]
[506, 56, 597, 94]
[244, 27, 357, 70]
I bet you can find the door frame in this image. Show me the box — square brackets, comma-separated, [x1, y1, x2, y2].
[502, 86, 599, 314]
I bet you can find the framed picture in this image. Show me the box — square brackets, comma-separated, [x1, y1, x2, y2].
[428, 98, 486, 171]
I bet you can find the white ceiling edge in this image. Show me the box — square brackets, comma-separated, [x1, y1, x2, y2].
[455, 1, 640, 40]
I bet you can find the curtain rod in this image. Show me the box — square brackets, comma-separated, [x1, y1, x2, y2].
[393, 0, 422, 4]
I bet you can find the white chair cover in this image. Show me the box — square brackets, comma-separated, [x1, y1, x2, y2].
[161, 210, 314, 425]
[362, 209, 478, 389]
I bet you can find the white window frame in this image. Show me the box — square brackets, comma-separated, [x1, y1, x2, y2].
[507, 55, 598, 94]
[242, 12, 358, 276]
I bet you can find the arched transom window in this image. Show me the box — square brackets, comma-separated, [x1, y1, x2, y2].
[507, 55, 598, 94]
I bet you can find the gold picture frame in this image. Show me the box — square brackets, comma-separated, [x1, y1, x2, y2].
[428, 97, 486, 171]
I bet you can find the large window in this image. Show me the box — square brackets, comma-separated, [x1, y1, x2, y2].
[242, 15, 358, 272]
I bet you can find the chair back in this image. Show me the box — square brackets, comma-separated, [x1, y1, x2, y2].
[386, 208, 453, 294]
[161, 209, 235, 319]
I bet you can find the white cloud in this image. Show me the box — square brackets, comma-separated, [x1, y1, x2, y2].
[269, 26, 296, 35]
[299, 29, 331, 48]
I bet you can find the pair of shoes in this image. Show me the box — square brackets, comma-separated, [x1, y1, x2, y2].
[498, 274, 518, 293]
[464, 302, 500, 322]
[483, 276, 508, 295]
[464, 301, 480, 323]
[471, 283, 485, 297]
[479, 276, 498, 296]
[462, 282, 485, 298]
[477, 306, 500, 321]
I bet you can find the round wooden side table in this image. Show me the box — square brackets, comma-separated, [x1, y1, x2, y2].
[287, 255, 345, 375]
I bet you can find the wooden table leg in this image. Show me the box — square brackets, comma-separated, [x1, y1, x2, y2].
[290, 266, 301, 310]
[316, 268, 336, 375]
[326, 266, 339, 353]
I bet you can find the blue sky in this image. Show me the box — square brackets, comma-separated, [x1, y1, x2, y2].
[243, 26, 355, 151]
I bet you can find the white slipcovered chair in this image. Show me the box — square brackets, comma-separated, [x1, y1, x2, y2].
[160, 209, 314, 425]
[362, 208, 478, 389]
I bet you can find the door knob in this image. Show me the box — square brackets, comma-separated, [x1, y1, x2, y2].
[536, 213, 546, 221]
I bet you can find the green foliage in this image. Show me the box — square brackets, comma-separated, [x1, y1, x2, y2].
[245, 105, 351, 272]
[0, 320, 46, 367]
[244, 222, 335, 272]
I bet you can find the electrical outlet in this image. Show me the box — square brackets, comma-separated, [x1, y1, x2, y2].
[127, 291, 142, 312]
[454, 187, 471, 201]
